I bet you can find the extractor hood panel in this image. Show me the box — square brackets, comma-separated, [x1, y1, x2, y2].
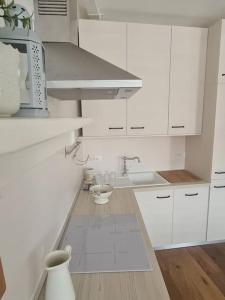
[44, 42, 142, 100]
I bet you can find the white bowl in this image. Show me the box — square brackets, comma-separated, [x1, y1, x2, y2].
[90, 184, 113, 205]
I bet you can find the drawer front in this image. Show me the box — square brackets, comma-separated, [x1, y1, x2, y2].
[207, 181, 225, 241]
[173, 186, 209, 244]
[135, 190, 173, 247]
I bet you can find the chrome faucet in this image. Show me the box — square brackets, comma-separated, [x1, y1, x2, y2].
[122, 156, 141, 176]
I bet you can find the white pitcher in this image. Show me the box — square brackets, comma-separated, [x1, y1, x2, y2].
[45, 245, 75, 300]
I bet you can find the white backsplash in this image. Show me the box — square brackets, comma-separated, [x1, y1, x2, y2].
[82, 136, 186, 175]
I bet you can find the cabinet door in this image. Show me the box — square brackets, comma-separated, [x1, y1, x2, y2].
[173, 186, 209, 244]
[135, 189, 173, 247]
[207, 181, 225, 241]
[218, 20, 225, 83]
[127, 23, 171, 136]
[79, 19, 126, 136]
[212, 84, 225, 180]
[168, 26, 208, 135]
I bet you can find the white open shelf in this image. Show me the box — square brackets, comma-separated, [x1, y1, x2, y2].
[0, 117, 92, 155]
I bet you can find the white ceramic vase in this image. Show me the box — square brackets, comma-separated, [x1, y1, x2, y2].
[45, 245, 75, 300]
[0, 42, 20, 117]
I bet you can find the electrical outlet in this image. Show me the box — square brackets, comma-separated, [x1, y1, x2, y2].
[89, 156, 103, 162]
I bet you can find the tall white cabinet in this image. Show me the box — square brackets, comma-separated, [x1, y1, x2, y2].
[211, 84, 225, 180]
[79, 20, 127, 136]
[185, 19, 225, 242]
[168, 26, 208, 135]
[79, 19, 207, 137]
[126, 23, 171, 135]
[207, 182, 225, 241]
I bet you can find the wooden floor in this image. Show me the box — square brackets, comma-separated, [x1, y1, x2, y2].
[155, 243, 225, 300]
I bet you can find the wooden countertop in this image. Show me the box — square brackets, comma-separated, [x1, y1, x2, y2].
[38, 188, 170, 300]
[72, 189, 170, 300]
[158, 169, 201, 184]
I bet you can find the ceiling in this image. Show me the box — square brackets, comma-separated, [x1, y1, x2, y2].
[79, 0, 225, 27]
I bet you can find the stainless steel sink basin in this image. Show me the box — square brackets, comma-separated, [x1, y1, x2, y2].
[96, 172, 169, 188]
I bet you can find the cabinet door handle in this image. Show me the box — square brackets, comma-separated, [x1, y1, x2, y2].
[130, 126, 145, 130]
[215, 171, 225, 174]
[185, 193, 198, 197]
[214, 185, 225, 189]
[156, 195, 171, 199]
[108, 127, 124, 130]
[171, 125, 185, 129]
[222, 74, 225, 76]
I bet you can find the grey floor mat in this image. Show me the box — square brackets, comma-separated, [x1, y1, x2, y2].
[61, 214, 153, 273]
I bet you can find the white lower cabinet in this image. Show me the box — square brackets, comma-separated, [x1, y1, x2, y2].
[135, 185, 209, 248]
[135, 189, 173, 247]
[173, 186, 209, 244]
[207, 181, 225, 241]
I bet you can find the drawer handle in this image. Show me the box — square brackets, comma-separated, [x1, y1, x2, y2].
[222, 74, 225, 76]
[108, 127, 124, 130]
[130, 126, 145, 130]
[215, 171, 225, 174]
[156, 195, 171, 199]
[172, 125, 185, 129]
[214, 185, 225, 189]
[185, 193, 198, 197]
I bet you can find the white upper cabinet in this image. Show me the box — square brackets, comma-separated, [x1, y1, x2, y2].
[168, 26, 208, 135]
[81, 100, 126, 136]
[79, 20, 207, 137]
[79, 19, 127, 136]
[127, 23, 171, 135]
[79, 19, 126, 67]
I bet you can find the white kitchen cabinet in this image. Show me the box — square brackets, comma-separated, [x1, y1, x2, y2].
[80, 20, 207, 137]
[127, 23, 171, 135]
[173, 186, 209, 244]
[168, 26, 208, 135]
[135, 189, 173, 247]
[207, 181, 225, 241]
[211, 84, 225, 180]
[81, 101, 126, 136]
[218, 20, 225, 83]
[79, 19, 127, 136]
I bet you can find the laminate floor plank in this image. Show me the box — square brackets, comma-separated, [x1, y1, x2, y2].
[187, 246, 225, 296]
[156, 244, 225, 300]
[202, 244, 225, 273]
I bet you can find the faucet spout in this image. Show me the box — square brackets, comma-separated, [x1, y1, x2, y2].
[132, 156, 141, 163]
[121, 156, 141, 176]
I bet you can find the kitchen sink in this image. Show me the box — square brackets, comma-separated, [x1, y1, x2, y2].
[128, 172, 169, 186]
[96, 172, 169, 188]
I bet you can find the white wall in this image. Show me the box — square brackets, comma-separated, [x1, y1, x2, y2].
[0, 138, 83, 300]
[82, 136, 186, 174]
[0, 99, 83, 300]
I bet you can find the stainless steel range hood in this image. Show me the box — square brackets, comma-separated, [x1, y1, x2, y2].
[44, 42, 142, 100]
[34, 0, 142, 100]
